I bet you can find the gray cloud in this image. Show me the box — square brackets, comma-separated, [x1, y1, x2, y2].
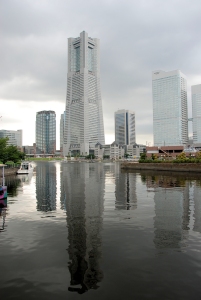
[1, 0, 201, 145]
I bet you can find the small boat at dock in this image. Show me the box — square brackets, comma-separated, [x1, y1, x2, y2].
[17, 161, 34, 174]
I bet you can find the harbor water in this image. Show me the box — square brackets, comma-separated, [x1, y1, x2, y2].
[1, 161, 201, 299]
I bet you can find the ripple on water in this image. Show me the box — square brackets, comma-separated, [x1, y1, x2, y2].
[1, 163, 201, 299]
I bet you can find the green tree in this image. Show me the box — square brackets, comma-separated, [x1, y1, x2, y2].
[0, 137, 9, 163]
[140, 152, 146, 160]
[176, 152, 186, 160]
[151, 153, 157, 160]
[0, 138, 25, 163]
[6, 145, 25, 162]
[195, 151, 201, 160]
[85, 154, 95, 159]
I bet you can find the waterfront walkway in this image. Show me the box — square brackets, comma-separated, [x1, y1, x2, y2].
[121, 162, 201, 173]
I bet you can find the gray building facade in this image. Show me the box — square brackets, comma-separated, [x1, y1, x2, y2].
[63, 31, 105, 156]
[35, 110, 56, 154]
[115, 109, 135, 145]
[192, 84, 201, 144]
[152, 70, 188, 146]
[0, 129, 22, 149]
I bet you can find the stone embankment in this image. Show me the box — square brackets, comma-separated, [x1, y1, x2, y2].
[121, 162, 201, 173]
[0, 167, 19, 176]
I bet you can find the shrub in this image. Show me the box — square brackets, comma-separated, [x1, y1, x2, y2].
[5, 161, 15, 165]
[195, 151, 201, 159]
[140, 153, 146, 160]
[173, 158, 201, 163]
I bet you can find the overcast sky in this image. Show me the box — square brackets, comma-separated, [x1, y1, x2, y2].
[1, 0, 201, 148]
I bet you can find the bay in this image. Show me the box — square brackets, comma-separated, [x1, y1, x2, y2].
[1, 161, 201, 300]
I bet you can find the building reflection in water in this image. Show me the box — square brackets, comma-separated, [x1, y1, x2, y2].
[36, 162, 57, 212]
[193, 181, 201, 233]
[6, 175, 21, 197]
[115, 168, 137, 210]
[0, 198, 7, 231]
[145, 174, 190, 249]
[61, 162, 104, 294]
[17, 173, 33, 186]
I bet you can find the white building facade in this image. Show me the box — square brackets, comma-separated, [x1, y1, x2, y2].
[63, 31, 105, 156]
[126, 144, 146, 158]
[0, 129, 22, 149]
[192, 84, 201, 144]
[94, 142, 125, 159]
[115, 109, 135, 145]
[152, 70, 188, 146]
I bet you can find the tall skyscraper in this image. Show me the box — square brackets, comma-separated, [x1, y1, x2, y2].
[63, 31, 105, 156]
[35, 110, 56, 154]
[60, 111, 66, 152]
[152, 70, 188, 146]
[114, 109, 135, 145]
[192, 84, 201, 143]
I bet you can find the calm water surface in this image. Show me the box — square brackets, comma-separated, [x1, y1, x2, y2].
[1, 161, 201, 299]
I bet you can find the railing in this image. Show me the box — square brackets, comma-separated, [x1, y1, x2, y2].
[158, 147, 169, 156]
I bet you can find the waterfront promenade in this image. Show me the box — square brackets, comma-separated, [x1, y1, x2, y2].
[121, 162, 201, 173]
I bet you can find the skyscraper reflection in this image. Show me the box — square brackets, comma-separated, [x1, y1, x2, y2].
[0, 198, 7, 231]
[61, 162, 104, 293]
[103, 163, 137, 210]
[115, 171, 137, 210]
[145, 174, 190, 249]
[193, 181, 201, 233]
[35, 162, 57, 211]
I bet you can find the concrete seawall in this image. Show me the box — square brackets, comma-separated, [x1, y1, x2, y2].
[121, 162, 201, 173]
[0, 167, 19, 176]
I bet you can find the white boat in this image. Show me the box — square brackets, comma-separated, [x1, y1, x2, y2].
[17, 162, 34, 174]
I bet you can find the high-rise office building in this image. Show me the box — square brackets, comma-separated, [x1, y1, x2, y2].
[35, 110, 56, 154]
[192, 84, 201, 143]
[114, 109, 135, 145]
[152, 70, 188, 146]
[63, 31, 105, 156]
[60, 111, 66, 152]
[0, 129, 22, 149]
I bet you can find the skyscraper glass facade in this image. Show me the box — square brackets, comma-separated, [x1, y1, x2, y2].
[152, 70, 188, 146]
[36, 110, 56, 154]
[192, 84, 201, 143]
[63, 31, 105, 156]
[115, 109, 135, 145]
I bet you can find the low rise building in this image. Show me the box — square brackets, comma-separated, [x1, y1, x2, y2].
[94, 142, 125, 159]
[126, 144, 146, 159]
[23, 143, 36, 156]
[146, 145, 198, 158]
[0, 129, 22, 149]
